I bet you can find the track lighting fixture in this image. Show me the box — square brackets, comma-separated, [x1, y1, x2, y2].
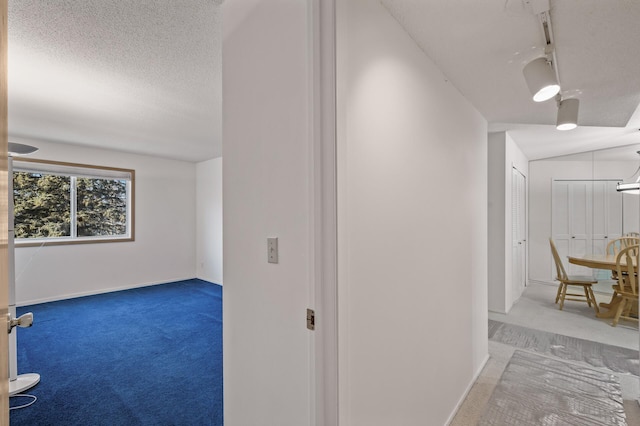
[556, 98, 579, 131]
[523, 57, 560, 102]
[521, 9, 581, 130]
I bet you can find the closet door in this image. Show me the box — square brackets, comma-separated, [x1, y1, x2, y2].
[552, 180, 592, 276]
[623, 190, 640, 234]
[592, 180, 623, 256]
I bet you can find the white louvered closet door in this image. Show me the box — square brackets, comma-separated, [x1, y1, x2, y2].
[552, 180, 623, 278]
[591, 181, 623, 279]
[592, 180, 623, 254]
[512, 167, 526, 301]
[552, 180, 593, 276]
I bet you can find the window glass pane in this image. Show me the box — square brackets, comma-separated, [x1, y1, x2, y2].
[12, 159, 134, 245]
[14, 172, 71, 238]
[76, 178, 128, 237]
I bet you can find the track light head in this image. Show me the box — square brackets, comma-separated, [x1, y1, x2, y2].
[523, 57, 560, 102]
[556, 98, 579, 131]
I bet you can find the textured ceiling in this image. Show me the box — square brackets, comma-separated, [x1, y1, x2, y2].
[382, 0, 640, 159]
[8, 0, 222, 162]
[9, 1, 640, 162]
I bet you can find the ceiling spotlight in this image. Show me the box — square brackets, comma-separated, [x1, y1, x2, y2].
[523, 57, 560, 102]
[556, 98, 579, 131]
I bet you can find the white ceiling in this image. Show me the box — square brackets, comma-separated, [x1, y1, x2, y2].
[382, 0, 640, 160]
[7, 0, 640, 162]
[8, 0, 222, 162]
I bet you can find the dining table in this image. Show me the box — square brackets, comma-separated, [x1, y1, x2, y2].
[567, 253, 638, 319]
[567, 252, 637, 271]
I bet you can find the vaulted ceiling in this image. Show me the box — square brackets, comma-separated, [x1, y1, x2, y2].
[8, 0, 640, 162]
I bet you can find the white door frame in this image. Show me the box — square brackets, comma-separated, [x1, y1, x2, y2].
[311, 0, 338, 424]
[511, 167, 526, 301]
[1, 0, 10, 419]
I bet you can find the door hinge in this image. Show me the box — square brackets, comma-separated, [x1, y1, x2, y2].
[306, 308, 315, 331]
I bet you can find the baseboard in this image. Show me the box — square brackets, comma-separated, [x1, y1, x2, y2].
[529, 278, 614, 297]
[528, 279, 556, 287]
[16, 277, 215, 307]
[445, 353, 491, 425]
[196, 273, 223, 286]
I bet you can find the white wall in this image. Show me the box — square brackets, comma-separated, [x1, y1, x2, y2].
[488, 131, 529, 313]
[222, 1, 314, 425]
[529, 156, 639, 284]
[196, 157, 222, 284]
[14, 140, 196, 305]
[337, 1, 488, 424]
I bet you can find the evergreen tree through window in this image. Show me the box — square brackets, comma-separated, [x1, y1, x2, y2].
[13, 159, 134, 245]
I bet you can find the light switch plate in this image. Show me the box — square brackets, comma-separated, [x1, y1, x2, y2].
[268, 238, 278, 263]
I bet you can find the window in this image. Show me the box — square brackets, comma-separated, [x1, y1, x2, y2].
[12, 158, 135, 245]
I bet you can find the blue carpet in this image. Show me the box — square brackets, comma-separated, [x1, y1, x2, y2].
[10, 279, 223, 426]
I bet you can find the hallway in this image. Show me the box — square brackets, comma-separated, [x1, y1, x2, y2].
[452, 282, 640, 424]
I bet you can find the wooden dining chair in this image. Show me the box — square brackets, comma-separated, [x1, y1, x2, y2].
[612, 244, 640, 327]
[606, 237, 640, 256]
[549, 238, 599, 313]
[605, 237, 640, 283]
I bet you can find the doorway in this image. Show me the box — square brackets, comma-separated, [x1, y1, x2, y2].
[512, 167, 526, 301]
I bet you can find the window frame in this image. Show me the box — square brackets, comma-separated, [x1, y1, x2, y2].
[13, 158, 135, 247]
